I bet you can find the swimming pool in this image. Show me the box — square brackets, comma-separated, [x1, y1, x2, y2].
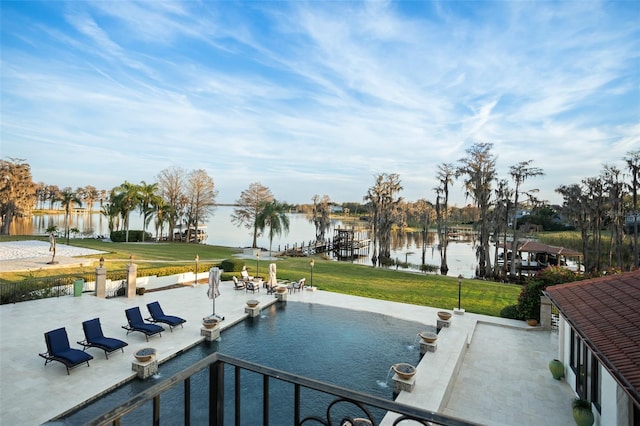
[56, 301, 434, 424]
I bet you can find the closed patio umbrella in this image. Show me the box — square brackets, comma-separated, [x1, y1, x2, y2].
[268, 263, 277, 290]
[207, 267, 224, 321]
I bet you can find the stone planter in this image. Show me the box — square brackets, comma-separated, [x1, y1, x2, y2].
[202, 318, 219, 329]
[527, 319, 538, 326]
[548, 359, 564, 380]
[134, 348, 156, 362]
[392, 363, 416, 380]
[437, 311, 452, 321]
[276, 286, 287, 294]
[572, 407, 594, 426]
[419, 331, 438, 343]
[246, 299, 260, 308]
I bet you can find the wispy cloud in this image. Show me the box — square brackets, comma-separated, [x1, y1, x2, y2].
[1, 0, 638, 205]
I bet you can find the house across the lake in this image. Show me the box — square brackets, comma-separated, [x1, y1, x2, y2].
[545, 269, 640, 425]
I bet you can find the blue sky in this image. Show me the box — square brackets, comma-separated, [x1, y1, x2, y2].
[1, 1, 638, 206]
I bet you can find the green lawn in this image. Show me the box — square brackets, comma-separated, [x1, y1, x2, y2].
[0, 236, 521, 317]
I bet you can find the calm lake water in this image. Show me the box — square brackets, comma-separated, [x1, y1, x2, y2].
[11, 206, 481, 278]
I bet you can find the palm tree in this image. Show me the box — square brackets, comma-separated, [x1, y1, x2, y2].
[256, 200, 290, 256]
[57, 188, 82, 244]
[153, 198, 170, 242]
[112, 181, 141, 243]
[101, 202, 119, 236]
[139, 181, 160, 242]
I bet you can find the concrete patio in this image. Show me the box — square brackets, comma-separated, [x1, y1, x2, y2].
[0, 250, 577, 425]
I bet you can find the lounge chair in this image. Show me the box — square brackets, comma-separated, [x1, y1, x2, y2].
[77, 318, 128, 359]
[39, 327, 93, 374]
[146, 301, 186, 332]
[232, 276, 246, 290]
[122, 307, 164, 341]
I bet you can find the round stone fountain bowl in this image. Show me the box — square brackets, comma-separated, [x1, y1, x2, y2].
[392, 363, 416, 380]
[134, 348, 156, 362]
[419, 331, 438, 343]
[437, 311, 452, 321]
[246, 299, 260, 308]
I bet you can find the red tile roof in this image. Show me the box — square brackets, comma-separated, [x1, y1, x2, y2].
[545, 270, 640, 406]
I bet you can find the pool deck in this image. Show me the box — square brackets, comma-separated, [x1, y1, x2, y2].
[0, 271, 576, 425]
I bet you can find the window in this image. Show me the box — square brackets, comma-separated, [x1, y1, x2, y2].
[571, 327, 600, 412]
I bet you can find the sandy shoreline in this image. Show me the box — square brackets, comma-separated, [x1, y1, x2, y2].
[0, 240, 105, 261]
[0, 240, 107, 272]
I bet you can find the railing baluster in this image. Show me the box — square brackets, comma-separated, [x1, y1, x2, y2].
[210, 361, 224, 426]
[184, 376, 191, 426]
[294, 383, 301, 425]
[235, 365, 241, 426]
[152, 395, 160, 426]
[263, 375, 269, 426]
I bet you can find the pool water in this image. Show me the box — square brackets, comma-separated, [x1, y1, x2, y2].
[56, 302, 434, 425]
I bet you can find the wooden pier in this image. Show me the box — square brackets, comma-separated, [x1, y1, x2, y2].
[332, 227, 370, 259]
[278, 227, 370, 259]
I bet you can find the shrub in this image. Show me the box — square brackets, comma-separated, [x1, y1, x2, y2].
[110, 230, 152, 242]
[500, 304, 522, 320]
[533, 266, 583, 287]
[378, 256, 394, 267]
[220, 258, 245, 273]
[516, 281, 546, 321]
[572, 398, 592, 410]
[420, 263, 439, 273]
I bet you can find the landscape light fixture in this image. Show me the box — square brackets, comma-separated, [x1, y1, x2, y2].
[457, 274, 463, 313]
[256, 252, 260, 278]
[310, 259, 315, 287]
[195, 254, 200, 285]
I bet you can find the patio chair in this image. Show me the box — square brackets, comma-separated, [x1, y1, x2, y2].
[266, 281, 276, 294]
[246, 280, 261, 293]
[77, 318, 128, 359]
[146, 301, 186, 332]
[232, 276, 246, 290]
[122, 307, 164, 341]
[39, 327, 93, 374]
[240, 268, 254, 282]
[288, 278, 306, 293]
[292, 278, 306, 293]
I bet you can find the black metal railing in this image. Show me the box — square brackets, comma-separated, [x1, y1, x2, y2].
[86, 352, 478, 426]
[0, 272, 96, 304]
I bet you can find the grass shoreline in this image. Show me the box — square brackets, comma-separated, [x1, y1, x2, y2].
[0, 235, 521, 317]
